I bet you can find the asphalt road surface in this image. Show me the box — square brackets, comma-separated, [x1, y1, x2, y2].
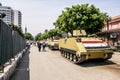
[30, 46, 120, 80]
[10, 46, 120, 80]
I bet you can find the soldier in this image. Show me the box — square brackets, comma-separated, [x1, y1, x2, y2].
[42, 41, 46, 51]
[37, 41, 42, 52]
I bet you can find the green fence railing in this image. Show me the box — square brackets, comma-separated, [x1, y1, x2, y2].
[0, 19, 26, 67]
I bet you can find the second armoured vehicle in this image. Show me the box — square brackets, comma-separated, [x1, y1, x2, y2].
[59, 30, 113, 63]
[47, 37, 59, 50]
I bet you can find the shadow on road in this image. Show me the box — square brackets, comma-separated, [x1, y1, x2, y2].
[77, 60, 116, 67]
[9, 49, 30, 80]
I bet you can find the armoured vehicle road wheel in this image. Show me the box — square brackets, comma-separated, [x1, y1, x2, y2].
[73, 55, 78, 63]
[67, 53, 70, 59]
[70, 54, 73, 61]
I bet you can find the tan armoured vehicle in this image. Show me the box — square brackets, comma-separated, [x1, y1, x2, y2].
[47, 37, 59, 50]
[59, 30, 113, 63]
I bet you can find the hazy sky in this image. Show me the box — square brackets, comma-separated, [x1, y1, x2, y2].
[1, 0, 120, 36]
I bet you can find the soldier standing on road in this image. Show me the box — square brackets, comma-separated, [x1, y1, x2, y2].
[37, 41, 42, 52]
[42, 41, 46, 51]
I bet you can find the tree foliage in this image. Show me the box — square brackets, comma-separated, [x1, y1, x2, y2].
[35, 33, 42, 41]
[47, 29, 59, 38]
[0, 13, 6, 18]
[54, 4, 111, 34]
[24, 32, 34, 40]
[8, 24, 24, 37]
[35, 29, 62, 40]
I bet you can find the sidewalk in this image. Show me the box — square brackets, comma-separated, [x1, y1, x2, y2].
[9, 49, 30, 80]
[9, 45, 50, 80]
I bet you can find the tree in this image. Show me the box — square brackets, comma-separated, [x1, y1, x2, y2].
[47, 29, 62, 38]
[0, 13, 6, 18]
[24, 32, 34, 40]
[54, 4, 111, 35]
[105, 14, 111, 30]
[35, 29, 62, 40]
[35, 33, 42, 41]
[8, 24, 24, 37]
[40, 32, 48, 40]
[44, 29, 48, 33]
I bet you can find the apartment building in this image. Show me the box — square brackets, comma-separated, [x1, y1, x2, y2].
[0, 4, 14, 24]
[0, 3, 22, 26]
[14, 10, 22, 27]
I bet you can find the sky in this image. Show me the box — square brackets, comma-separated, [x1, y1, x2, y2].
[0, 0, 120, 36]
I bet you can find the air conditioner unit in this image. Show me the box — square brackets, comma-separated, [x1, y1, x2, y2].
[110, 33, 117, 38]
[114, 42, 120, 47]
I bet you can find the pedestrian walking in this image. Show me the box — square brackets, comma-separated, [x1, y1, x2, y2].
[42, 41, 46, 51]
[37, 41, 42, 52]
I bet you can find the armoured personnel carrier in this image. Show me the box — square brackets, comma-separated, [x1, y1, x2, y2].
[47, 37, 59, 50]
[59, 30, 113, 63]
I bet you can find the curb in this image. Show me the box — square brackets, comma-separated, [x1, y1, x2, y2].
[0, 49, 27, 80]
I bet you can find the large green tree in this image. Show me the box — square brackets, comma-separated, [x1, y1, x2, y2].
[54, 4, 110, 34]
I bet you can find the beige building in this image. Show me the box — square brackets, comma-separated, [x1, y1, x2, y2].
[97, 15, 120, 49]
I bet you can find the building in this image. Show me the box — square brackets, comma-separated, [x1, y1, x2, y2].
[103, 15, 120, 31]
[0, 3, 2, 6]
[0, 3, 22, 26]
[14, 10, 22, 27]
[0, 4, 14, 24]
[97, 15, 120, 49]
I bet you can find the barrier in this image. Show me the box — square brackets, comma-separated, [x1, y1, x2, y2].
[0, 19, 26, 70]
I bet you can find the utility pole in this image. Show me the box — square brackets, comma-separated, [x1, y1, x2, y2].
[25, 27, 27, 33]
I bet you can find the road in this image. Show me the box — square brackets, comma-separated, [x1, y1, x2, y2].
[30, 46, 120, 80]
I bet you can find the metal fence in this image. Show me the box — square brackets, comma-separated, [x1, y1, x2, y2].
[0, 19, 26, 67]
